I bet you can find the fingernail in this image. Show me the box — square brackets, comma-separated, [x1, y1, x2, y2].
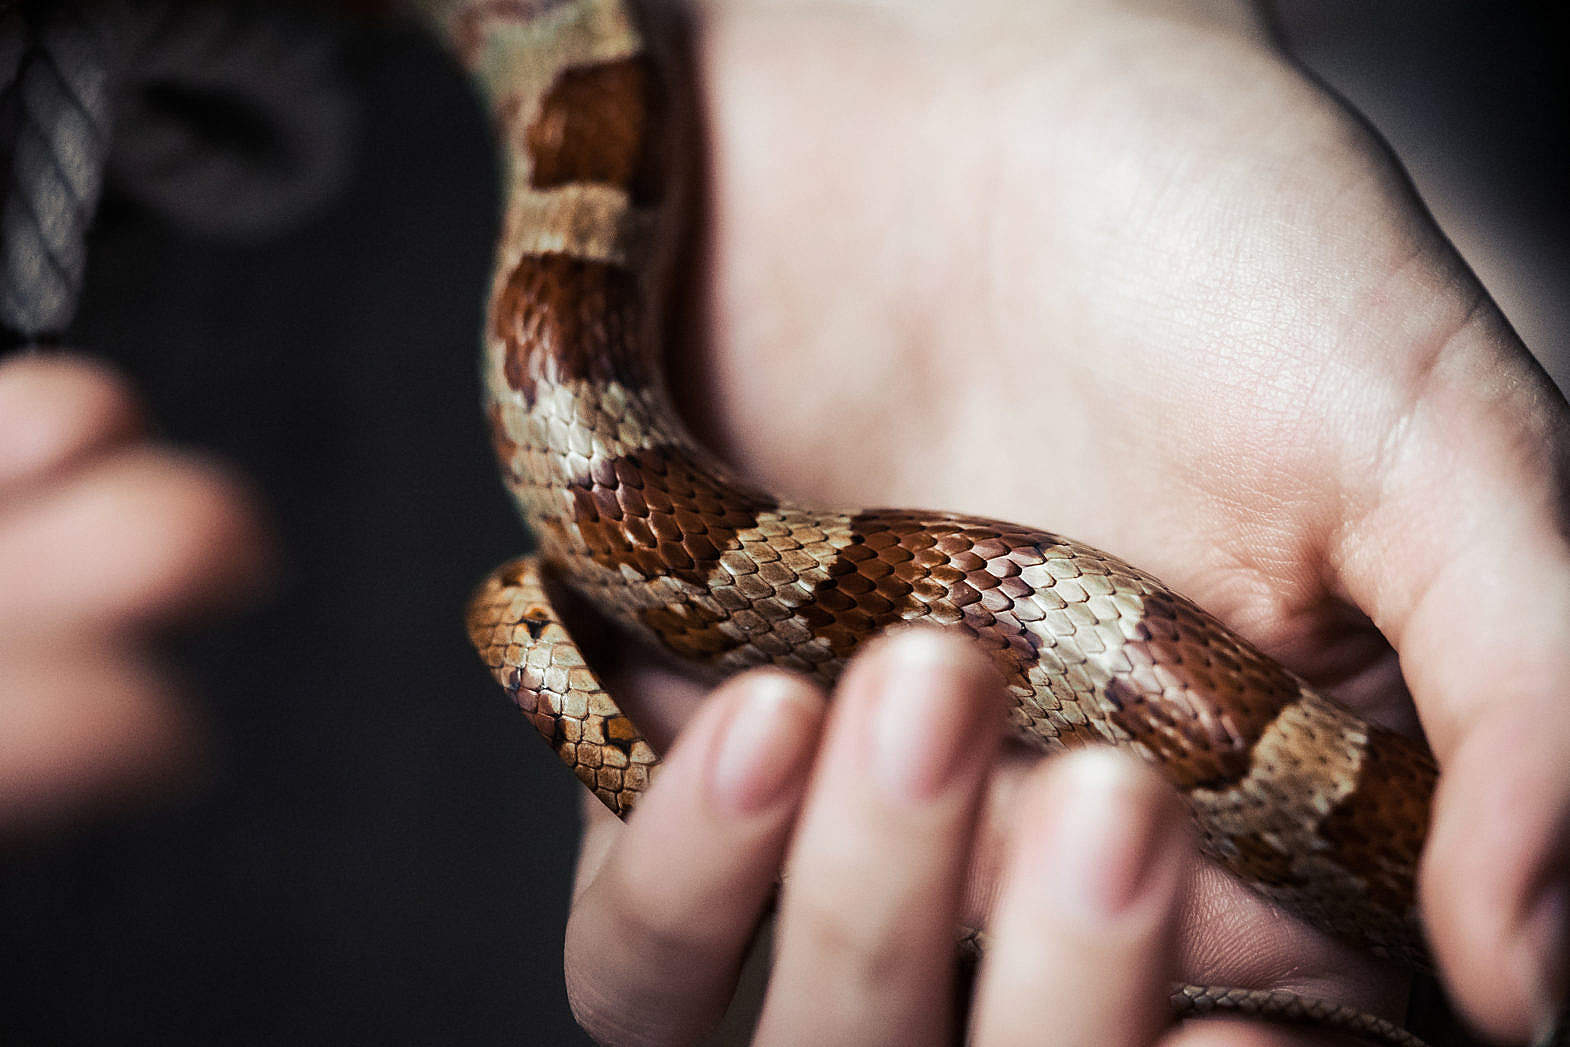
[1034, 750, 1180, 919]
[1525, 878, 1570, 1046]
[872, 632, 990, 800]
[709, 674, 821, 814]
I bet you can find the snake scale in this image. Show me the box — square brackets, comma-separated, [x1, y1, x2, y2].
[421, 1, 1440, 1043]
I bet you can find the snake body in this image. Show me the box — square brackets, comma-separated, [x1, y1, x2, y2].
[429, 0, 1439, 1041]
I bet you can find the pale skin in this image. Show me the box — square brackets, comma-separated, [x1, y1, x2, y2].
[573, 0, 1570, 1043]
[4, 0, 1567, 1043]
[0, 354, 270, 830]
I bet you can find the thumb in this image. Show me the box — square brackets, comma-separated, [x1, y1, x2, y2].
[1333, 302, 1570, 1042]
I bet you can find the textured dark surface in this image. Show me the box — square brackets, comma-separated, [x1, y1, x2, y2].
[0, 2, 117, 339]
[0, 24, 592, 1047]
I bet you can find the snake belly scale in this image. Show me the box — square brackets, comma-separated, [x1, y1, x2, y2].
[424, 1, 1439, 1043]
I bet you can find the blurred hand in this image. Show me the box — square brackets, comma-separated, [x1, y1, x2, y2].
[0, 353, 270, 832]
[555, 0, 1570, 1041]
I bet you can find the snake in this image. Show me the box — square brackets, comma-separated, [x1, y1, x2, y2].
[419, 1, 1441, 1043]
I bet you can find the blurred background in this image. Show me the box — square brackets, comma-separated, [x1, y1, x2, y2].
[0, 2, 1565, 1044]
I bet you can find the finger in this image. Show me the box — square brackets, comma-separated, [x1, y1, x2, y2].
[1330, 313, 1570, 1040]
[0, 639, 202, 833]
[755, 630, 1004, 1047]
[970, 749, 1188, 1047]
[564, 670, 824, 1047]
[0, 354, 144, 491]
[0, 444, 274, 631]
[1161, 1021, 1349, 1047]
[572, 785, 622, 902]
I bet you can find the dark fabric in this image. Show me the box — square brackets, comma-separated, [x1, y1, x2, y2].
[0, 24, 590, 1047]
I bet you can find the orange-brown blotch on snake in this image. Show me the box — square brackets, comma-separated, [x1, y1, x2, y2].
[419, 1, 1439, 1044]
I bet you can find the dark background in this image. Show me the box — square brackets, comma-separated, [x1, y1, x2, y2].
[1, 4, 1565, 1045]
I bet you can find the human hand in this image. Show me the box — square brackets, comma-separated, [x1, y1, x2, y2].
[566, 631, 1208, 1047]
[619, 0, 1564, 1040]
[0, 353, 270, 832]
[539, 0, 1567, 1040]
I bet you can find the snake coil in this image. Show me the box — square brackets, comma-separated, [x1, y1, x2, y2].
[427, 1, 1441, 1043]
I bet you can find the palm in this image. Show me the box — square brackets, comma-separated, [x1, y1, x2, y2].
[673, 2, 1470, 725]
[588, 0, 1561, 1035]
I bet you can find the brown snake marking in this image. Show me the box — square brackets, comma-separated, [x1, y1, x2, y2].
[426, 0, 1440, 1043]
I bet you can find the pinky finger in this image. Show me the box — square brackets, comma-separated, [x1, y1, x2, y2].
[970, 749, 1190, 1047]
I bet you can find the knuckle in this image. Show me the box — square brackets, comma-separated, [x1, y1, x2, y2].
[785, 885, 908, 992]
[563, 945, 686, 1047]
[562, 961, 616, 1044]
[563, 871, 737, 1047]
[601, 873, 726, 971]
[564, 969, 637, 1047]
